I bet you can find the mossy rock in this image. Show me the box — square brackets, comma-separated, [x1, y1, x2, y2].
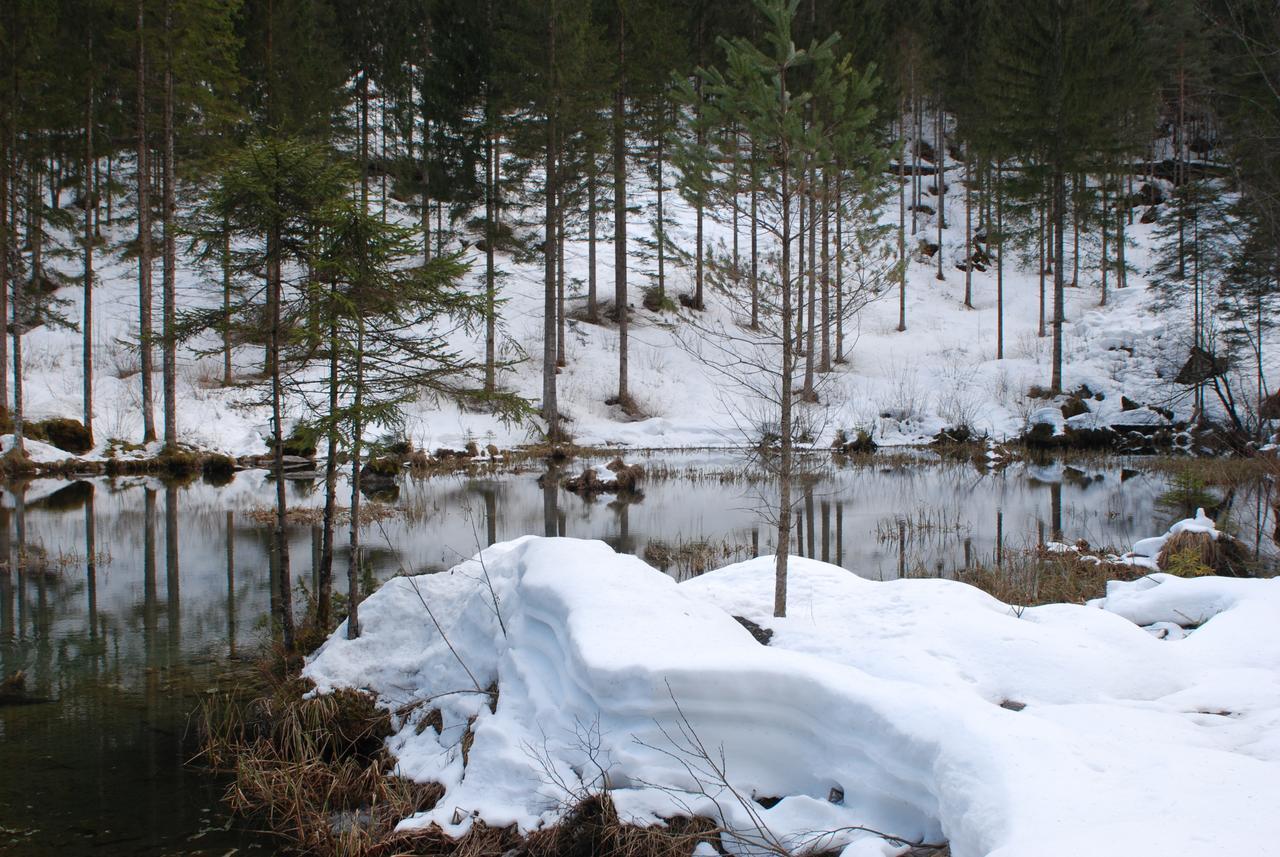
[1060, 397, 1090, 420]
[1022, 422, 1062, 449]
[268, 427, 317, 458]
[201, 454, 238, 486]
[29, 418, 92, 454]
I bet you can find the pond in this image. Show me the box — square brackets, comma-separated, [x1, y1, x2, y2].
[1, 452, 1276, 855]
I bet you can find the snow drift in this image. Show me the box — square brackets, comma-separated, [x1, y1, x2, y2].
[304, 534, 1280, 857]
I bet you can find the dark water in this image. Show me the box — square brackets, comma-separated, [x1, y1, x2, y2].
[1, 454, 1276, 855]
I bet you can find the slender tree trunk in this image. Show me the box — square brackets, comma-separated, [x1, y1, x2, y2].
[775, 137, 792, 620]
[898, 116, 906, 332]
[1038, 186, 1046, 338]
[1071, 174, 1080, 287]
[935, 108, 944, 281]
[835, 167, 844, 361]
[541, 5, 559, 439]
[996, 158, 1004, 359]
[222, 223, 232, 385]
[1116, 184, 1127, 290]
[484, 131, 497, 392]
[586, 149, 597, 322]
[1101, 176, 1109, 306]
[346, 319, 365, 640]
[14, 171, 36, 456]
[614, 23, 628, 402]
[732, 125, 740, 287]
[360, 67, 369, 208]
[318, 280, 338, 632]
[556, 185, 565, 368]
[1051, 168, 1066, 394]
[693, 78, 704, 309]
[83, 60, 95, 445]
[796, 171, 805, 353]
[802, 169, 817, 398]
[656, 109, 665, 301]
[963, 156, 972, 307]
[820, 171, 830, 372]
[136, 0, 156, 444]
[750, 143, 758, 330]
[0, 132, 8, 413]
[105, 153, 113, 225]
[161, 0, 177, 449]
[267, 235, 293, 652]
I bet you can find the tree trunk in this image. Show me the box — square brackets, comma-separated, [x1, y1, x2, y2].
[820, 171, 830, 372]
[775, 136, 792, 620]
[0, 131, 8, 412]
[222, 222, 232, 385]
[656, 108, 665, 302]
[693, 77, 704, 309]
[586, 148, 597, 322]
[1116, 184, 1127, 289]
[802, 167, 817, 399]
[898, 115, 906, 333]
[318, 278, 339, 632]
[1100, 175, 1109, 306]
[136, 0, 156, 444]
[346, 318, 365, 640]
[556, 184, 565, 368]
[1051, 168, 1066, 394]
[268, 232, 293, 652]
[83, 59, 95, 445]
[614, 24, 628, 403]
[835, 167, 844, 361]
[963, 156, 972, 307]
[749, 143, 758, 330]
[541, 6, 559, 439]
[485, 131, 497, 392]
[1037, 187, 1046, 338]
[935, 108, 944, 281]
[996, 158, 1004, 360]
[161, 0, 177, 449]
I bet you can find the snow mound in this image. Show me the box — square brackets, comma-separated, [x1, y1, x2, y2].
[0, 434, 76, 463]
[305, 537, 1280, 857]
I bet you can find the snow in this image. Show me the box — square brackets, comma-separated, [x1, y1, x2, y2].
[304, 521, 1280, 857]
[15, 143, 1269, 458]
[1, 433, 76, 463]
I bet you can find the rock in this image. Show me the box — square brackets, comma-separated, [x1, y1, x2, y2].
[1121, 395, 1140, 412]
[1175, 346, 1229, 385]
[733, 615, 773, 646]
[1261, 390, 1280, 420]
[28, 417, 92, 454]
[1060, 397, 1090, 419]
[1140, 205, 1159, 224]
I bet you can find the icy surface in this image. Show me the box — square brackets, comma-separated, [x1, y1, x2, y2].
[305, 530, 1280, 857]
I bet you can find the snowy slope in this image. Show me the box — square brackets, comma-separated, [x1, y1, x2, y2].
[17, 147, 1243, 456]
[305, 534, 1280, 857]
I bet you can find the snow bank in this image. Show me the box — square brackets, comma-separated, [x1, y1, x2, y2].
[305, 537, 1280, 857]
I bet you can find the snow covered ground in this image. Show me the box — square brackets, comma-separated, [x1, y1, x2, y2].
[17, 146, 1246, 457]
[305, 522, 1280, 857]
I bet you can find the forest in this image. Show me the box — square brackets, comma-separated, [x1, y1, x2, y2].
[4, 2, 1280, 856]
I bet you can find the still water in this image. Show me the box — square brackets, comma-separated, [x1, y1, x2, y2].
[1, 453, 1275, 854]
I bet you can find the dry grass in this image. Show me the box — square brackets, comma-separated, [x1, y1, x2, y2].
[957, 548, 1146, 606]
[200, 676, 444, 856]
[643, 538, 755, 578]
[199, 658, 726, 857]
[244, 504, 401, 527]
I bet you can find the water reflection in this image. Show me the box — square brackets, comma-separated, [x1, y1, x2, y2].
[0, 455, 1276, 855]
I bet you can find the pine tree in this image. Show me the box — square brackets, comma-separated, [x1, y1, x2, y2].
[675, 0, 884, 617]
